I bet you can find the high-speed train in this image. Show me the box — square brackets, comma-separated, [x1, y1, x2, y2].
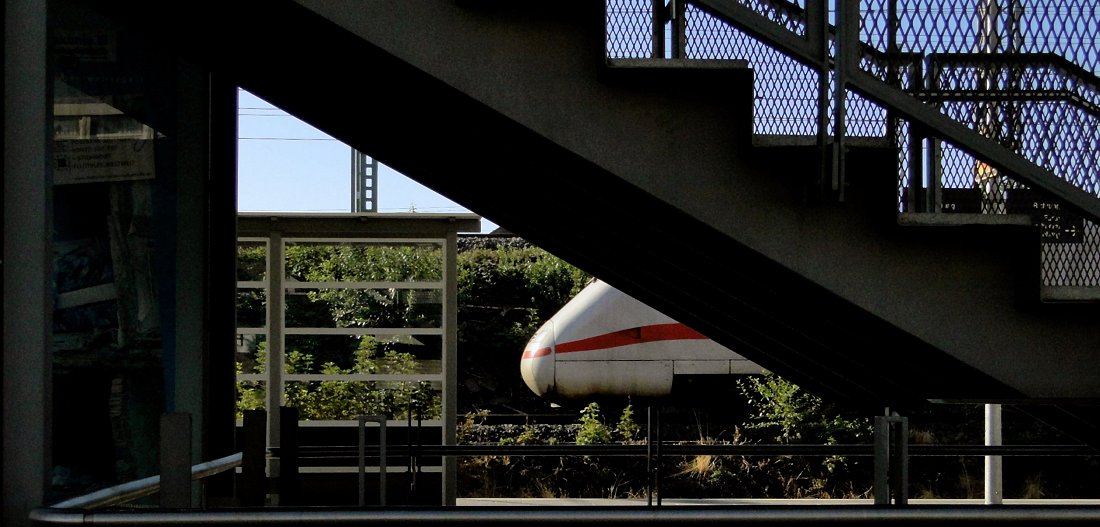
[520, 279, 765, 400]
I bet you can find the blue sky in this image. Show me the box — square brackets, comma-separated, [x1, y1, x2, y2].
[237, 89, 497, 233]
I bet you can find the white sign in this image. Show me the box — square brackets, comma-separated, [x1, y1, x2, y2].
[54, 139, 155, 185]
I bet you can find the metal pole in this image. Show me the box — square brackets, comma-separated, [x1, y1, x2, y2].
[359, 416, 387, 507]
[652, 0, 666, 59]
[266, 232, 284, 456]
[655, 408, 662, 507]
[893, 416, 909, 506]
[646, 407, 653, 507]
[671, 0, 687, 59]
[985, 403, 1003, 504]
[874, 415, 890, 505]
[833, 0, 857, 201]
[807, 0, 831, 198]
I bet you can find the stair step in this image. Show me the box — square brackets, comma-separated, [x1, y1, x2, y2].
[752, 134, 892, 148]
[897, 212, 1033, 227]
[600, 57, 751, 89]
[1042, 286, 1100, 302]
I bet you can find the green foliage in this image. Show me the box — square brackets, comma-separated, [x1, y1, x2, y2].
[295, 243, 443, 330]
[455, 245, 589, 411]
[235, 358, 265, 419]
[236, 336, 440, 421]
[576, 402, 613, 445]
[737, 371, 871, 445]
[616, 404, 640, 442]
[729, 371, 874, 498]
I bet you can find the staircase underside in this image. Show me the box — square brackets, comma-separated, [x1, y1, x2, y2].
[82, 0, 1100, 445]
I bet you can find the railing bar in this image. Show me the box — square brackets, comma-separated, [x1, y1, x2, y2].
[30, 504, 1100, 525]
[49, 453, 243, 510]
[287, 444, 1095, 457]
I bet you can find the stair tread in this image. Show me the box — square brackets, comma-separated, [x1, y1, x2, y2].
[898, 212, 1033, 227]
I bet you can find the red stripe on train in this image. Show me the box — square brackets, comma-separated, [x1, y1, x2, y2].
[555, 323, 706, 354]
[522, 347, 552, 360]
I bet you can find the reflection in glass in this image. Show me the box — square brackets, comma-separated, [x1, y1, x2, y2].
[49, 0, 172, 502]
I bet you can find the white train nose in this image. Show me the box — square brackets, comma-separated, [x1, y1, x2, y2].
[520, 321, 556, 397]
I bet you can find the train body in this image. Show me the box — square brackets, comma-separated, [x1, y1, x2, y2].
[521, 279, 764, 400]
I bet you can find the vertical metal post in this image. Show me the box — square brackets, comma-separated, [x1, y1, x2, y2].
[833, 0, 857, 201]
[652, 0, 666, 59]
[241, 409, 267, 507]
[645, 407, 662, 506]
[358, 418, 365, 506]
[655, 408, 662, 507]
[358, 415, 387, 507]
[379, 420, 387, 506]
[976, 0, 1007, 213]
[874, 413, 909, 505]
[985, 403, 1003, 504]
[266, 233, 284, 456]
[886, 0, 900, 144]
[442, 230, 459, 506]
[926, 58, 944, 211]
[671, 0, 687, 59]
[351, 150, 378, 213]
[893, 416, 909, 506]
[873, 415, 890, 505]
[646, 407, 653, 506]
[159, 412, 192, 508]
[278, 406, 299, 506]
[807, 0, 831, 197]
[906, 62, 926, 212]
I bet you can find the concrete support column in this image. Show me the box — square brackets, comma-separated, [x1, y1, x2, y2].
[4, 1, 51, 526]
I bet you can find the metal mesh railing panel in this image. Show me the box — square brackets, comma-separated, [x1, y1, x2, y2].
[684, 4, 821, 136]
[607, 0, 657, 59]
[1043, 220, 1100, 287]
[735, 0, 809, 37]
[606, 0, 1100, 290]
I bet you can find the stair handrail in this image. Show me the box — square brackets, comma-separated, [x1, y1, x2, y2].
[683, 0, 1100, 223]
[45, 452, 243, 510]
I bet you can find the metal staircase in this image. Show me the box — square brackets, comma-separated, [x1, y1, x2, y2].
[75, 0, 1100, 445]
[608, 0, 1100, 301]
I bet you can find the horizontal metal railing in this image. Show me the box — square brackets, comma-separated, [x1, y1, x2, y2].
[29, 503, 1100, 526]
[45, 452, 242, 510]
[295, 442, 1097, 460]
[30, 438, 1100, 525]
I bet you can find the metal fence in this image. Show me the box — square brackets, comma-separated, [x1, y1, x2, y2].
[605, 0, 1100, 292]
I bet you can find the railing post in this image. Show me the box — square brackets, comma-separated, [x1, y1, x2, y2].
[985, 403, 1003, 504]
[645, 406, 662, 507]
[807, 0, 831, 199]
[652, 0, 666, 59]
[886, 0, 900, 144]
[906, 59, 926, 213]
[358, 415, 387, 507]
[278, 406, 299, 505]
[671, 0, 687, 59]
[833, 0, 859, 201]
[159, 412, 192, 508]
[241, 409, 267, 507]
[925, 56, 944, 211]
[874, 413, 909, 506]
